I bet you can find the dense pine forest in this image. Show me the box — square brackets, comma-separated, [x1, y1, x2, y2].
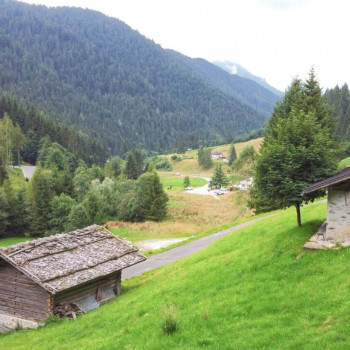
[0, 0, 275, 155]
[0, 95, 106, 165]
[323, 84, 350, 146]
[168, 50, 279, 115]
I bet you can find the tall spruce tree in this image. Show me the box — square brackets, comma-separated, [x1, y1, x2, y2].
[251, 71, 339, 227]
[28, 167, 55, 236]
[228, 144, 237, 166]
[211, 164, 228, 188]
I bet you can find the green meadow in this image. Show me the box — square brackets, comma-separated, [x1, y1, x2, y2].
[3, 202, 350, 349]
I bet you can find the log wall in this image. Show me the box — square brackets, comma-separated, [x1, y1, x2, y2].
[0, 259, 50, 322]
[53, 271, 121, 307]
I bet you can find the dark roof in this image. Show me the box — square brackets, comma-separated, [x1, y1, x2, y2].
[302, 167, 350, 195]
[0, 225, 146, 294]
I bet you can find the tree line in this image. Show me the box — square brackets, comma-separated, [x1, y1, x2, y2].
[0, 95, 107, 166]
[0, 139, 168, 238]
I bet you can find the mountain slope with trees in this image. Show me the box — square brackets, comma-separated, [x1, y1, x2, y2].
[168, 51, 281, 115]
[0, 0, 271, 155]
[213, 60, 283, 97]
[323, 83, 350, 143]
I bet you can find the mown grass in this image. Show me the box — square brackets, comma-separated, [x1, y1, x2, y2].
[4, 203, 350, 349]
[159, 175, 208, 191]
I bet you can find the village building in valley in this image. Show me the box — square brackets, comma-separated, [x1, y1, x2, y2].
[0, 225, 146, 331]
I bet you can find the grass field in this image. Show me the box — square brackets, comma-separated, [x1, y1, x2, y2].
[4, 202, 350, 349]
[159, 175, 208, 191]
[109, 190, 251, 244]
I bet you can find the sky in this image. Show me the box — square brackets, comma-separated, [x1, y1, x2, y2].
[21, 0, 350, 92]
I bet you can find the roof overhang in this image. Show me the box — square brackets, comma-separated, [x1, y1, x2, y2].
[302, 167, 350, 195]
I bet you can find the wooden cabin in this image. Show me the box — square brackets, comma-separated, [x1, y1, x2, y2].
[0, 225, 146, 330]
[303, 167, 350, 243]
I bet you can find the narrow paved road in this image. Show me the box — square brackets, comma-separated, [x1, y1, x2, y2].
[122, 214, 274, 280]
[14, 166, 36, 180]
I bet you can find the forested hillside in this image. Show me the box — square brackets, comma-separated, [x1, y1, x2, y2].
[0, 95, 106, 165]
[0, 0, 269, 155]
[323, 84, 350, 142]
[168, 51, 280, 115]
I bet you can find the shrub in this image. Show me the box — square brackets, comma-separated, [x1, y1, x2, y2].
[150, 156, 173, 171]
[171, 155, 182, 162]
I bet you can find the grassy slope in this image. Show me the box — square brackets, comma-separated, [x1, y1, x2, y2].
[3, 202, 350, 349]
[164, 138, 263, 177]
[339, 156, 350, 170]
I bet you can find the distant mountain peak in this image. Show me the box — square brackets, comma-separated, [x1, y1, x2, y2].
[228, 63, 237, 75]
[213, 61, 283, 96]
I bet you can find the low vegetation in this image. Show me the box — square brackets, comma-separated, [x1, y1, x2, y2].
[3, 203, 348, 349]
[109, 190, 251, 244]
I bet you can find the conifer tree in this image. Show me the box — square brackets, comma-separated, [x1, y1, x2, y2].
[183, 176, 190, 188]
[251, 71, 339, 226]
[124, 152, 138, 180]
[211, 164, 228, 188]
[228, 144, 237, 166]
[28, 167, 55, 236]
[131, 171, 168, 221]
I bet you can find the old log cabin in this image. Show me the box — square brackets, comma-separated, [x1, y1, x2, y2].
[0, 225, 146, 330]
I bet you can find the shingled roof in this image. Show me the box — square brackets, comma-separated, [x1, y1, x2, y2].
[0, 225, 146, 294]
[302, 167, 350, 195]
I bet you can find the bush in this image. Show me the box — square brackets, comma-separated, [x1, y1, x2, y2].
[171, 155, 182, 162]
[150, 156, 173, 171]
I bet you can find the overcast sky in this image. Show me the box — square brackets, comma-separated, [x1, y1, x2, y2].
[22, 0, 350, 92]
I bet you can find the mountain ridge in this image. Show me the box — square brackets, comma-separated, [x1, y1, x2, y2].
[213, 60, 283, 97]
[168, 50, 280, 115]
[0, 1, 272, 155]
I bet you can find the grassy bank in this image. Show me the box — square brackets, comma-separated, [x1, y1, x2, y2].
[109, 190, 251, 244]
[3, 202, 350, 349]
